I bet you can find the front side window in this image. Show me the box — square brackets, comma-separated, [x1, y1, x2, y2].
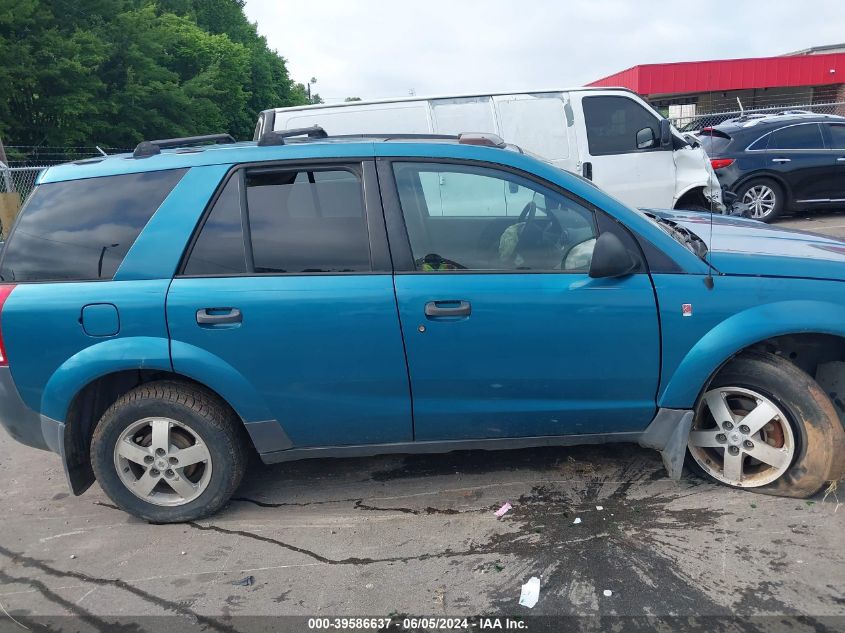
[393, 162, 597, 272]
[183, 166, 371, 275]
[583, 96, 660, 155]
[768, 124, 824, 150]
[0, 169, 186, 282]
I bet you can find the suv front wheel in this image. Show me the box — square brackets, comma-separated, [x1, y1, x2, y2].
[91, 381, 247, 522]
[687, 352, 845, 498]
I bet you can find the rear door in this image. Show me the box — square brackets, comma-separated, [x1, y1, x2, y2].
[763, 123, 829, 203]
[378, 158, 660, 441]
[167, 161, 412, 449]
[572, 93, 676, 208]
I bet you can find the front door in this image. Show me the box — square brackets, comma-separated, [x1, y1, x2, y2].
[573, 93, 677, 208]
[167, 162, 412, 448]
[380, 160, 660, 441]
[764, 122, 830, 203]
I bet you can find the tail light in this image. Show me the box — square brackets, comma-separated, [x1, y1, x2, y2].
[710, 158, 735, 170]
[0, 285, 17, 366]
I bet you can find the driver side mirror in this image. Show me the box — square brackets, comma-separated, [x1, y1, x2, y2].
[636, 127, 656, 149]
[589, 232, 638, 279]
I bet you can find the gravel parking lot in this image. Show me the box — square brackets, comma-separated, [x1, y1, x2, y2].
[0, 213, 844, 632]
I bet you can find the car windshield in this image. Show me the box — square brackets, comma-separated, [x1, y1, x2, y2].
[641, 211, 709, 260]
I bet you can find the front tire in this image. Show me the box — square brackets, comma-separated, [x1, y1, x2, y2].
[91, 381, 247, 522]
[687, 352, 845, 498]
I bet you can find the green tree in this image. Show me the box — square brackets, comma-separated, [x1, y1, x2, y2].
[0, 0, 309, 151]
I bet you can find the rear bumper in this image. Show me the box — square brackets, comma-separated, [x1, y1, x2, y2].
[0, 366, 62, 454]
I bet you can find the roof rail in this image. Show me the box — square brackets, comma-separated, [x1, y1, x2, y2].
[257, 125, 328, 146]
[457, 133, 506, 148]
[133, 133, 236, 159]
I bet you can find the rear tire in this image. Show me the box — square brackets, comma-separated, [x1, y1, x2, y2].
[687, 352, 845, 498]
[735, 178, 785, 222]
[91, 381, 247, 522]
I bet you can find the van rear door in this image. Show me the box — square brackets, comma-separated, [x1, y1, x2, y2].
[571, 92, 676, 208]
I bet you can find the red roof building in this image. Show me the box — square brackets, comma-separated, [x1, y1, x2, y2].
[588, 45, 845, 124]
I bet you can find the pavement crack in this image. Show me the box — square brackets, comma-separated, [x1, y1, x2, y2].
[353, 500, 464, 515]
[0, 545, 237, 633]
[188, 522, 485, 566]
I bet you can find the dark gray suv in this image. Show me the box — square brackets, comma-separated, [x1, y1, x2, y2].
[699, 113, 845, 222]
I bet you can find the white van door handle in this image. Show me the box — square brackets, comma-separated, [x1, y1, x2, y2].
[772, 158, 791, 163]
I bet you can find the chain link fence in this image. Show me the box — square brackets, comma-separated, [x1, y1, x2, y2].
[669, 100, 845, 133]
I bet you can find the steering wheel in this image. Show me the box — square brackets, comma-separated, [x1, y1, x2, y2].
[510, 202, 567, 267]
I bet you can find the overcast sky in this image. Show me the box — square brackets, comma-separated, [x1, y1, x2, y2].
[243, 0, 845, 103]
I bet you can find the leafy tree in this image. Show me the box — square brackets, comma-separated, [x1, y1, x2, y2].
[0, 0, 309, 152]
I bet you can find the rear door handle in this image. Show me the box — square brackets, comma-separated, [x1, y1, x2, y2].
[424, 300, 471, 318]
[196, 307, 242, 325]
[837, 157, 845, 162]
[772, 158, 791, 163]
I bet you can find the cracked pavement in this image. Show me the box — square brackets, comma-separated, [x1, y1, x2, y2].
[1, 423, 844, 632]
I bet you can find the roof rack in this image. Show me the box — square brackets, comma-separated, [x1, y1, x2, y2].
[257, 125, 329, 146]
[257, 127, 508, 149]
[133, 133, 236, 159]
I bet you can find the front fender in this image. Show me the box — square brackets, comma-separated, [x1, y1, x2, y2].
[41, 336, 172, 422]
[660, 300, 845, 409]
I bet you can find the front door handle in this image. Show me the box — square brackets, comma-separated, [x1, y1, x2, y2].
[196, 307, 242, 325]
[772, 158, 791, 163]
[582, 161, 593, 180]
[837, 157, 845, 162]
[424, 300, 471, 318]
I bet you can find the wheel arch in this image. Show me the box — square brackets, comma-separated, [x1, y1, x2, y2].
[673, 185, 709, 210]
[659, 300, 845, 410]
[52, 339, 280, 495]
[730, 171, 793, 203]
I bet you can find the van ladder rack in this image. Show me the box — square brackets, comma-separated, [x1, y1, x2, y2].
[133, 134, 236, 159]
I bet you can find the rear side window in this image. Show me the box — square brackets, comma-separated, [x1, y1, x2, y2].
[182, 176, 247, 276]
[582, 96, 660, 155]
[828, 124, 845, 150]
[0, 169, 185, 282]
[247, 169, 370, 273]
[182, 166, 371, 275]
[767, 124, 824, 150]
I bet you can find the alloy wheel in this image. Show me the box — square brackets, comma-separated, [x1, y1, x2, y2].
[689, 386, 795, 487]
[113, 417, 213, 506]
[742, 185, 777, 219]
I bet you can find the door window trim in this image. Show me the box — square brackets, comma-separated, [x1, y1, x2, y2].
[176, 158, 391, 278]
[376, 156, 666, 275]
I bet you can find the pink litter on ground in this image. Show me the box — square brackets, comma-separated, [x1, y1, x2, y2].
[494, 502, 512, 517]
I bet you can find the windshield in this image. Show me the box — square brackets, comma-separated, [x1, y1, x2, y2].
[641, 211, 709, 260]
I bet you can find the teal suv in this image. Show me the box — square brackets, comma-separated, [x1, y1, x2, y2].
[0, 128, 843, 522]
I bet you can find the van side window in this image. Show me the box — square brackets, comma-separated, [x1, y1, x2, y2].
[583, 96, 660, 155]
[247, 168, 370, 273]
[0, 169, 186, 282]
[183, 176, 247, 276]
[393, 162, 597, 272]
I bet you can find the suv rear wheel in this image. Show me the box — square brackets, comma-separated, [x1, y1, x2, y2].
[736, 178, 784, 222]
[687, 352, 845, 498]
[91, 381, 247, 522]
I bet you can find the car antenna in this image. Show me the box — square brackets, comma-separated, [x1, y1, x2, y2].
[704, 99, 718, 290]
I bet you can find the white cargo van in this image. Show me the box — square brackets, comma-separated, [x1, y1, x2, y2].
[255, 88, 723, 212]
